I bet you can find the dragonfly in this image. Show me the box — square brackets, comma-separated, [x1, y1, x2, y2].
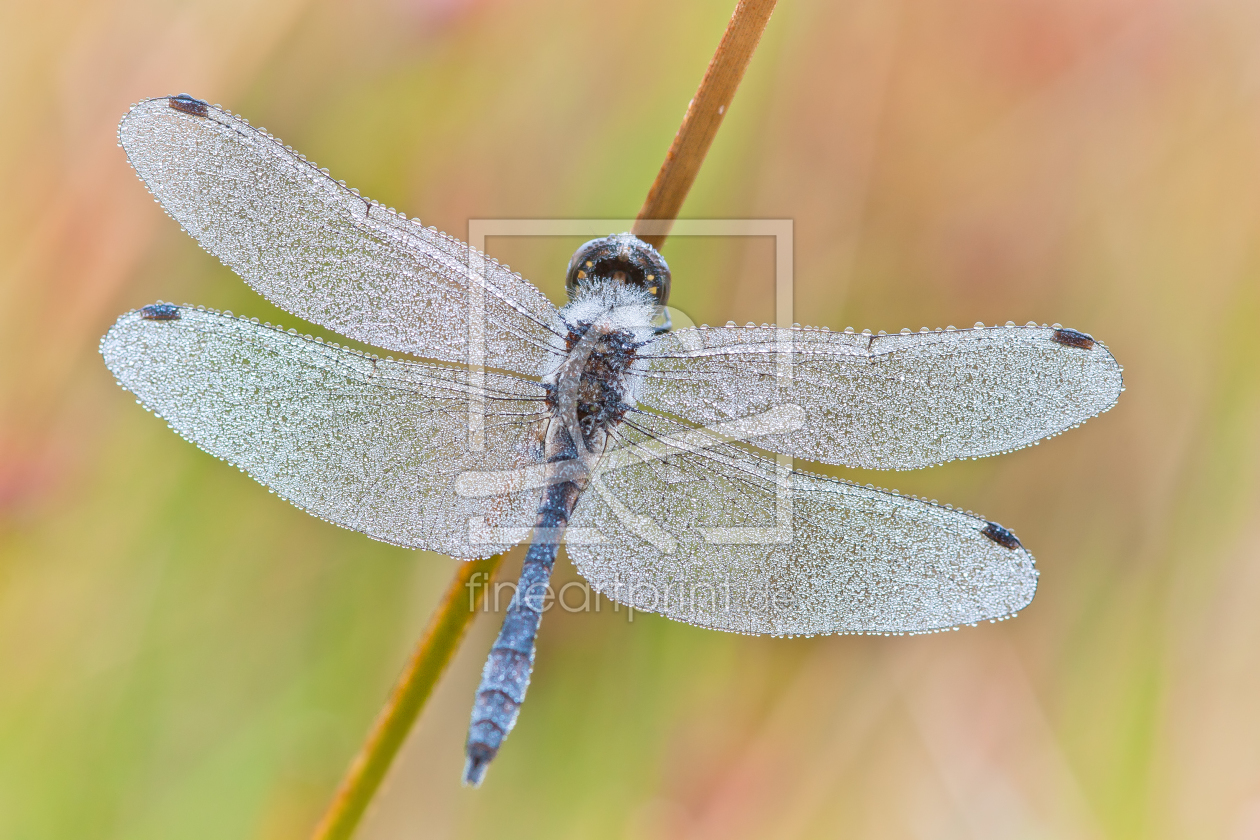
[101, 93, 1124, 787]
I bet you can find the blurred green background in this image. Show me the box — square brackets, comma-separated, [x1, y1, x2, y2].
[3, 0, 1259, 837]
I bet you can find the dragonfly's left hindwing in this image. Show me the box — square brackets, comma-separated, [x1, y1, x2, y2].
[101, 306, 545, 558]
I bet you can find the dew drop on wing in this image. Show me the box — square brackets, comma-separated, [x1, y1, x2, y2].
[981, 521, 1022, 550]
[167, 93, 209, 117]
[1052, 328, 1095, 350]
[139, 303, 180, 321]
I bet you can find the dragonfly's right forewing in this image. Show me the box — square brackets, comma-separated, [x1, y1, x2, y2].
[639, 324, 1123, 469]
[101, 307, 545, 558]
[119, 96, 561, 377]
[568, 411, 1037, 636]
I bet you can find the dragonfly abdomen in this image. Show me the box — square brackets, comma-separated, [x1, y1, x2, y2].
[464, 429, 586, 787]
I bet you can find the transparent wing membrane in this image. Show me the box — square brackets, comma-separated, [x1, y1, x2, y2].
[101, 307, 545, 558]
[568, 410, 1038, 636]
[639, 324, 1123, 470]
[118, 97, 561, 376]
[109, 95, 1123, 641]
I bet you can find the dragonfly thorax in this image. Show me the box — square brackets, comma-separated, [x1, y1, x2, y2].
[544, 282, 656, 448]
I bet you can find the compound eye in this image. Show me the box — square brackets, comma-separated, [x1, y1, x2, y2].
[565, 233, 671, 306]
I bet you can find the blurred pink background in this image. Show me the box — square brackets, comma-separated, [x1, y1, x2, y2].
[2, 0, 1259, 837]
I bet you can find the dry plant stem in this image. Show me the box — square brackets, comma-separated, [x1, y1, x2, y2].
[310, 2, 777, 837]
[310, 554, 502, 840]
[633, 0, 778, 250]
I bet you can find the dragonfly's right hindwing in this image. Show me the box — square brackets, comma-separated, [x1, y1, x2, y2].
[118, 96, 561, 377]
[567, 411, 1037, 636]
[101, 307, 545, 558]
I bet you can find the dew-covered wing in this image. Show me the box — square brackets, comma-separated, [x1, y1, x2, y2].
[118, 95, 560, 376]
[567, 411, 1037, 636]
[638, 324, 1123, 470]
[101, 305, 544, 558]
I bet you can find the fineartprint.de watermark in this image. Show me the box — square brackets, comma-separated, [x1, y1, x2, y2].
[465, 570, 798, 619]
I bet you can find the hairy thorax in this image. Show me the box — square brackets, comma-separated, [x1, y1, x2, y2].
[541, 283, 657, 453]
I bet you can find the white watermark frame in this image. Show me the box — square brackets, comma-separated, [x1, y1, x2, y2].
[462, 218, 796, 548]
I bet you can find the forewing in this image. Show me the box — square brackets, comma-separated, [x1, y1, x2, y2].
[567, 411, 1037, 636]
[101, 305, 545, 558]
[638, 324, 1123, 469]
[118, 96, 560, 376]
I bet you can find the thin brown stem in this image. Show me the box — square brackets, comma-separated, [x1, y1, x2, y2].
[309, 3, 777, 837]
[309, 554, 502, 840]
[633, 0, 778, 250]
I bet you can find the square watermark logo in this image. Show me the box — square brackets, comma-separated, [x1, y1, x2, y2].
[458, 218, 798, 551]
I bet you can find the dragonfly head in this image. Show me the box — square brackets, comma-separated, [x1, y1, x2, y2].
[565, 234, 671, 313]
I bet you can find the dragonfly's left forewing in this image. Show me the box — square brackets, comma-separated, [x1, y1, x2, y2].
[118, 96, 561, 376]
[101, 305, 545, 558]
[567, 412, 1036, 636]
[637, 324, 1122, 470]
